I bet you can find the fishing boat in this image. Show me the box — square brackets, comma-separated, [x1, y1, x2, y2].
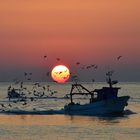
[64, 73, 130, 116]
[7, 88, 23, 100]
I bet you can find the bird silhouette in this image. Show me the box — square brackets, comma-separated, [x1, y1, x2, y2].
[27, 78, 31, 81]
[46, 72, 50, 76]
[117, 56, 122, 60]
[94, 65, 98, 69]
[91, 64, 95, 67]
[0, 104, 5, 108]
[8, 104, 12, 107]
[8, 85, 11, 90]
[42, 86, 46, 90]
[44, 55, 47, 59]
[59, 71, 63, 74]
[86, 66, 91, 69]
[56, 58, 60, 61]
[91, 79, 95, 82]
[30, 97, 34, 102]
[34, 82, 40, 86]
[24, 72, 27, 76]
[22, 102, 27, 106]
[76, 62, 80, 65]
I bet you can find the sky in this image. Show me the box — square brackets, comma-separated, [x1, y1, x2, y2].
[0, 0, 140, 82]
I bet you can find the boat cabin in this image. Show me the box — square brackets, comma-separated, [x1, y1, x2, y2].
[69, 76, 120, 104]
[94, 87, 120, 101]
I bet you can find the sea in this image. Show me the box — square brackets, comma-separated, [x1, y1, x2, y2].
[0, 82, 140, 140]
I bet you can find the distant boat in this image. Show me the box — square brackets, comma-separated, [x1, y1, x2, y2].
[7, 88, 23, 100]
[64, 75, 130, 116]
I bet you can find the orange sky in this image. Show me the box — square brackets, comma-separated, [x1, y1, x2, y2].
[0, 0, 140, 81]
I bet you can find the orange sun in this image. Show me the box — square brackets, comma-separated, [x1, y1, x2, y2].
[51, 65, 70, 83]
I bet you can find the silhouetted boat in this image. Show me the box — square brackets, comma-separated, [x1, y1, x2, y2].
[7, 88, 23, 100]
[64, 75, 130, 116]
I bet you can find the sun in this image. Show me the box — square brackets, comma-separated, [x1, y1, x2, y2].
[51, 65, 70, 83]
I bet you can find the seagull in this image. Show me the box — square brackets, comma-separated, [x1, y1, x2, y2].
[40, 92, 45, 97]
[0, 104, 5, 108]
[22, 102, 27, 105]
[56, 58, 60, 61]
[117, 56, 122, 60]
[42, 86, 46, 90]
[8, 104, 12, 107]
[30, 97, 34, 102]
[53, 91, 58, 94]
[86, 66, 91, 69]
[27, 78, 31, 81]
[28, 91, 32, 94]
[59, 71, 63, 74]
[46, 72, 50, 76]
[91, 79, 95, 82]
[94, 65, 98, 69]
[44, 55, 47, 59]
[8, 85, 11, 90]
[24, 72, 28, 76]
[50, 90, 54, 96]
[47, 85, 50, 91]
[91, 64, 95, 67]
[76, 62, 80, 65]
[34, 82, 40, 86]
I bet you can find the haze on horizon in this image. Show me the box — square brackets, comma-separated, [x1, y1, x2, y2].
[0, 0, 140, 82]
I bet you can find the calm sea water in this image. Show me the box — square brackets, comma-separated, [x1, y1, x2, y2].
[0, 82, 140, 140]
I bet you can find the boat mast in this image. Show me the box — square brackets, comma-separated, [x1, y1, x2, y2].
[69, 83, 95, 104]
[70, 84, 74, 103]
[106, 71, 113, 88]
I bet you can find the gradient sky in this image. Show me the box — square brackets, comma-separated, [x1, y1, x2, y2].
[0, 0, 140, 82]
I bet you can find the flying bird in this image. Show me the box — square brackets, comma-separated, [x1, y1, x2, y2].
[91, 79, 95, 82]
[8, 85, 11, 90]
[91, 64, 95, 67]
[46, 72, 50, 76]
[24, 72, 27, 76]
[27, 78, 31, 81]
[8, 104, 12, 107]
[30, 97, 34, 102]
[94, 65, 98, 69]
[34, 82, 40, 86]
[44, 55, 47, 59]
[42, 86, 46, 90]
[56, 58, 60, 61]
[59, 71, 63, 74]
[22, 102, 27, 106]
[86, 66, 91, 69]
[117, 56, 122, 60]
[76, 62, 80, 65]
[0, 104, 5, 108]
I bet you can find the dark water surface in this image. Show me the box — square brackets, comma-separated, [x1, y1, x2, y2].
[0, 82, 140, 140]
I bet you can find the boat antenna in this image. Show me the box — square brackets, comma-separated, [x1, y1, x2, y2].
[106, 71, 114, 88]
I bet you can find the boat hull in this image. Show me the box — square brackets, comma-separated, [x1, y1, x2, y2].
[64, 96, 130, 115]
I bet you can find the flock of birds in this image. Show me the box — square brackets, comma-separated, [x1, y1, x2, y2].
[0, 82, 59, 112]
[0, 55, 123, 112]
